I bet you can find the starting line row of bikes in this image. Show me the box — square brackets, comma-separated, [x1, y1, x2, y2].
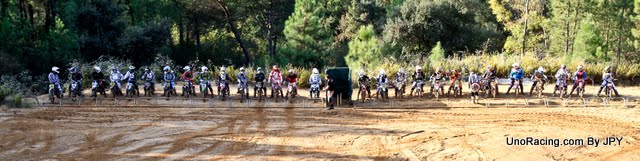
[27, 95, 639, 108]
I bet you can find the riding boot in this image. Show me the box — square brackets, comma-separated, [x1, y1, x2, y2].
[506, 87, 511, 95]
[409, 88, 414, 96]
[529, 85, 535, 96]
[596, 86, 604, 97]
[614, 88, 620, 97]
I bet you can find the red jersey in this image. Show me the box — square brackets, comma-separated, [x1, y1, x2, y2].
[286, 74, 298, 83]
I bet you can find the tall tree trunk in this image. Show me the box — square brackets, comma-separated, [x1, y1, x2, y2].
[267, 0, 276, 58]
[570, 0, 581, 54]
[195, 17, 201, 60]
[521, 0, 530, 57]
[564, 0, 571, 55]
[217, 0, 251, 65]
[172, 0, 184, 44]
[26, 0, 34, 28]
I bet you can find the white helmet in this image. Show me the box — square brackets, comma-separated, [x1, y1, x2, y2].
[358, 70, 364, 77]
[512, 63, 519, 67]
[201, 66, 208, 72]
[257, 67, 263, 73]
[52, 66, 60, 73]
[537, 67, 545, 72]
[577, 65, 583, 70]
[312, 68, 319, 74]
[183, 66, 190, 71]
[239, 67, 245, 72]
[604, 65, 610, 71]
[560, 64, 566, 69]
[288, 69, 295, 74]
[416, 66, 422, 71]
[487, 65, 492, 70]
[94, 66, 101, 72]
[399, 67, 405, 73]
[129, 66, 135, 70]
[221, 66, 226, 72]
[379, 69, 385, 75]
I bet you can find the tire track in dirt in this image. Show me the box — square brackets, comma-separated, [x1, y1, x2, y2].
[210, 107, 271, 160]
[272, 107, 296, 157]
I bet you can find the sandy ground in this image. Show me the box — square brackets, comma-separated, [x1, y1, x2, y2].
[1, 83, 639, 160]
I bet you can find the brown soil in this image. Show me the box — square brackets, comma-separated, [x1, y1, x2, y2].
[1, 84, 638, 160]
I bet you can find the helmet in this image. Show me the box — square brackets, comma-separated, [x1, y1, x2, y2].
[52, 66, 60, 73]
[257, 67, 263, 73]
[399, 67, 405, 73]
[221, 66, 226, 72]
[163, 66, 171, 71]
[70, 67, 77, 73]
[538, 67, 545, 72]
[201, 66, 208, 72]
[272, 65, 278, 70]
[129, 66, 135, 70]
[288, 69, 295, 74]
[451, 69, 456, 73]
[577, 65, 583, 70]
[604, 65, 610, 71]
[379, 69, 385, 75]
[487, 65, 492, 70]
[239, 67, 245, 72]
[183, 66, 190, 71]
[561, 64, 566, 69]
[438, 67, 443, 72]
[144, 67, 150, 71]
[312, 68, 319, 74]
[512, 63, 519, 67]
[416, 66, 422, 71]
[358, 70, 364, 77]
[94, 66, 101, 72]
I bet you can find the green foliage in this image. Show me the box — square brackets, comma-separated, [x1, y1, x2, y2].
[429, 41, 445, 64]
[384, 0, 502, 57]
[281, 0, 337, 67]
[345, 25, 382, 71]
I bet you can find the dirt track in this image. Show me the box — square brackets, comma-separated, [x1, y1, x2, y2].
[0, 106, 639, 160]
[1, 84, 639, 160]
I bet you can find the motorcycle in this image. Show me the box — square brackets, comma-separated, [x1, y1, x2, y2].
[433, 80, 443, 99]
[394, 81, 405, 99]
[271, 81, 283, 102]
[238, 81, 248, 102]
[48, 83, 63, 103]
[182, 81, 194, 98]
[512, 79, 522, 97]
[604, 79, 616, 98]
[414, 80, 424, 98]
[554, 79, 567, 98]
[481, 79, 498, 98]
[534, 78, 544, 98]
[200, 79, 212, 98]
[125, 82, 136, 98]
[256, 81, 265, 101]
[219, 81, 230, 99]
[470, 82, 481, 103]
[357, 83, 368, 103]
[310, 83, 321, 99]
[143, 80, 154, 97]
[69, 80, 83, 99]
[575, 79, 585, 98]
[164, 82, 175, 98]
[111, 81, 122, 98]
[286, 81, 298, 101]
[91, 80, 107, 98]
[377, 82, 388, 99]
[451, 79, 462, 97]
